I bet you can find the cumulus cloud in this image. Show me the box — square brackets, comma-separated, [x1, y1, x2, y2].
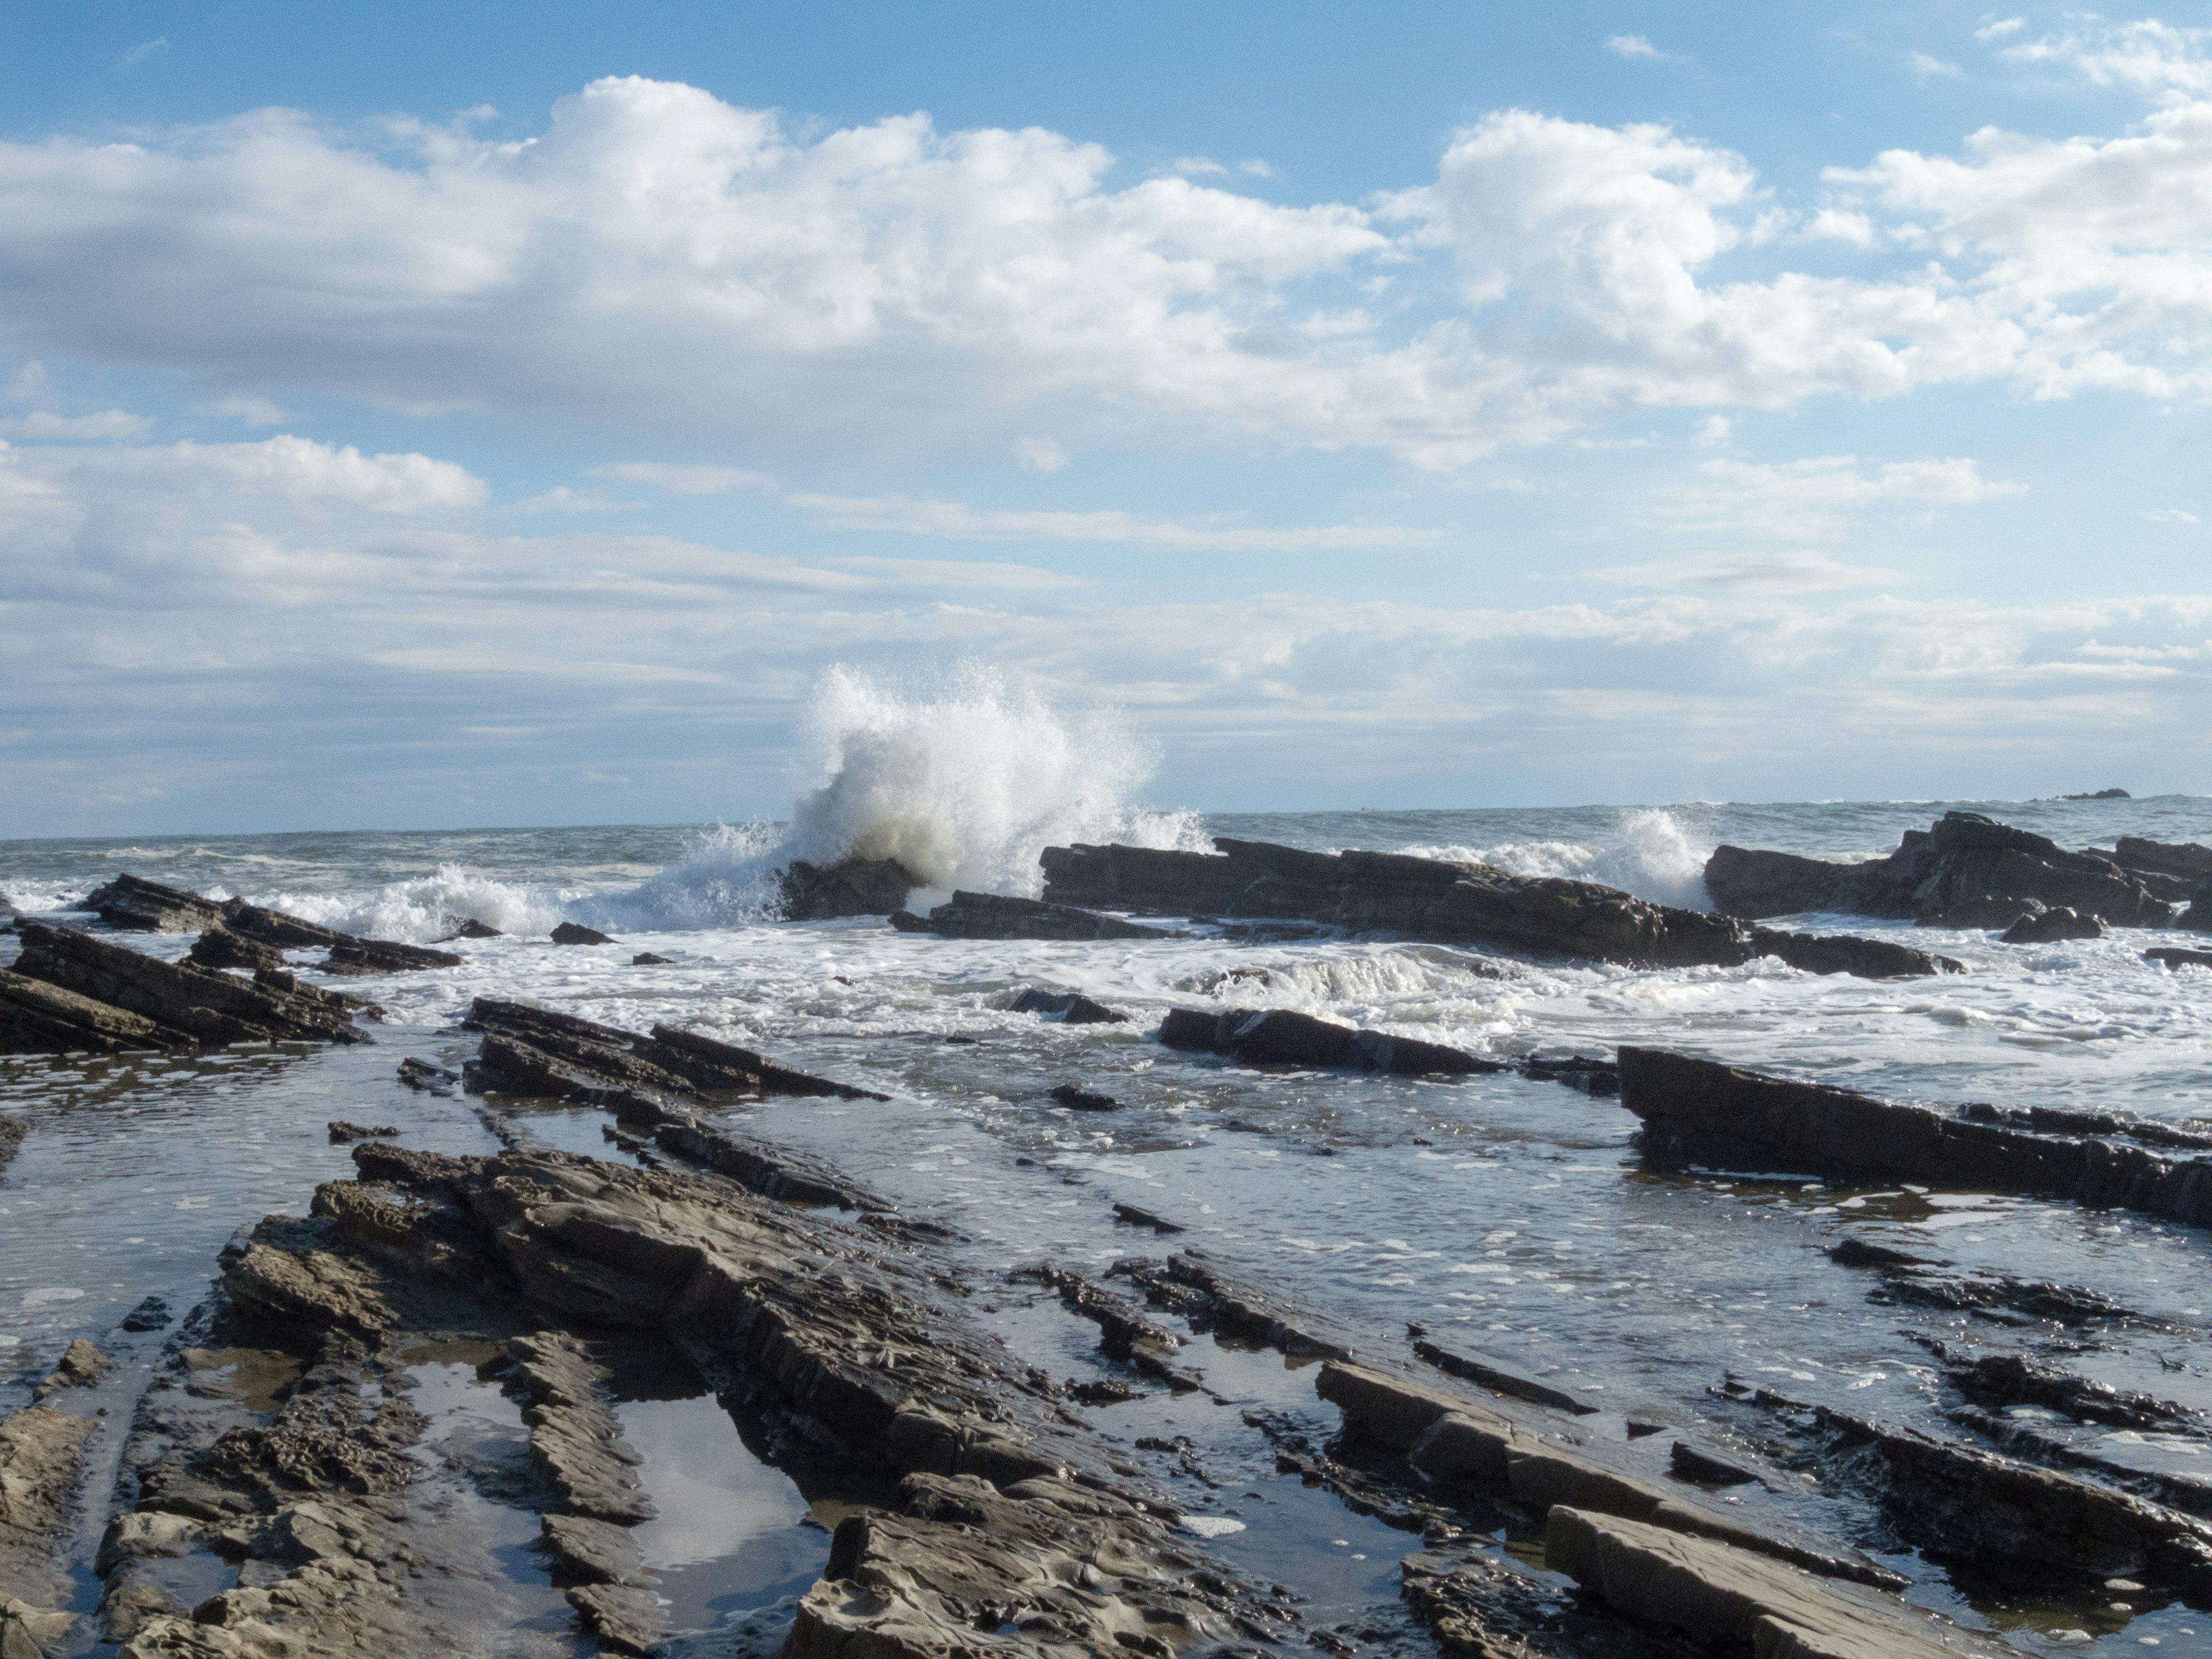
[0, 409, 151, 440]
[1605, 35, 1669, 60]
[1994, 18, 2212, 96]
[0, 74, 2208, 470]
[786, 493, 1441, 550]
[1908, 52, 1963, 79]
[1651, 454, 2024, 541]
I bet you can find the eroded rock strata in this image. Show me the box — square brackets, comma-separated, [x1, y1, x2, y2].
[1706, 810, 2174, 926]
[1619, 1046, 2212, 1229]
[892, 890, 1171, 941]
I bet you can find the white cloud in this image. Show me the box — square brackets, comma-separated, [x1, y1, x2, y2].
[592, 462, 775, 495]
[1652, 454, 2023, 541]
[1605, 35, 1668, 60]
[1171, 157, 1227, 176]
[786, 493, 1441, 551]
[119, 37, 169, 70]
[1976, 18, 2027, 44]
[1585, 550, 1904, 592]
[1995, 19, 2212, 96]
[215, 395, 289, 426]
[1908, 52, 1963, 79]
[1013, 435, 1069, 472]
[1238, 159, 1276, 179]
[3, 361, 49, 402]
[1696, 414, 1732, 446]
[0, 409, 151, 440]
[514, 486, 638, 513]
[2144, 506, 2201, 524]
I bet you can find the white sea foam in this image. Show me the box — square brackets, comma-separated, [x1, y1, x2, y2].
[238, 865, 583, 944]
[1406, 808, 1714, 910]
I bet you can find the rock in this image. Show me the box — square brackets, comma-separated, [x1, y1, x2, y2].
[1668, 1441, 1764, 1486]
[565, 1581, 664, 1655]
[1940, 1348, 2196, 1433]
[1158, 1006, 1505, 1077]
[2116, 836, 2212, 880]
[1750, 927, 1960, 978]
[1048, 1083, 1119, 1112]
[7, 924, 371, 1051]
[778, 856, 916, 920]
[220, 1228, 397, 1339]
[0, 1597, 76, 1659]
[548, 922, 616, 946]
[325, 1122, 399, 1144]
[2148, 945, 2212, 968]
[78, 873, 229, 932]
[1522, 1053, 1621, 1096]
[316, 937, 465, 975]
[0, 1403, 99, 1607]
[1009, 988, 1127, 1024]
[1619, 1047, 2212, 1232]
[1119, 1251, 1354, 1361]
[1044, 837, 1753, 968]
[185, 927, 286, 974]
[1411, 1339, 1599, 1415]
[1999, 903, 2103, 943]
[119, 1297, 171, 1333]
[509, 1334, 654, 1525]
[652, 1120, 894, 1211]
[1544, 1507, 1964, 1657]
[41, 1339, 111, 1392]
[647, 1019, 887, 1101]
[1111, 1202, 1182, 1234]
[896, 891, 1171, 941]
[395, 1058, 458, 1093]
[0, 969, 177, 1056]
[1825, 1237, 1940, 1270]
[217, 899, 349, 950]
[628, 952, 671, 965]
[436, 918, 502, 940]
[540, 1513, 653, 1588]
[2061, 787, 2131, 800]
[2185, 872, 2212, 932]
[1706, 811, 2172, 927]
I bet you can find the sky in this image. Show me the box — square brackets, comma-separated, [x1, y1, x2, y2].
[2, 1, 2210, 836]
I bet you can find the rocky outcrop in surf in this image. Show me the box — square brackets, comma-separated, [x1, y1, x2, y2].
[1158, 1006, 1506, 1077]
[1619, 1046, 2212, 1230]
[778, 855, 916, 919]
[892, 890, 1170, 941]
[1748, 926, 1959, 978]
[1706, 810, 2174, 926]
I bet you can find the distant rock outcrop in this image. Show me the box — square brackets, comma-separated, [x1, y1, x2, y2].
[1705, 812, 2173, 927]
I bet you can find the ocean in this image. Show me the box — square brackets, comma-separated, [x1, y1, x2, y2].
[2, 790, 2207, 1654]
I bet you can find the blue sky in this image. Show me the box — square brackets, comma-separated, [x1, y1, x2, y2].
[2, 2, 2209, 835]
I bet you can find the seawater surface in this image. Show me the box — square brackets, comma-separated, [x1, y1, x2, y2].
[3, 794, 2210, 1656]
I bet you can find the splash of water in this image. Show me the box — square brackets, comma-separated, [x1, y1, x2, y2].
[1408, 808, 1714, 910]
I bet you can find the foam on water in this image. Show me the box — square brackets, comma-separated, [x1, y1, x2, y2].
[1403, 807, 1715, 910]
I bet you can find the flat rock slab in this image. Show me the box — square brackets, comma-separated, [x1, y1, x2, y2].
[893, 890, 1169, 941]
[1159, 1006, 1502, 1077]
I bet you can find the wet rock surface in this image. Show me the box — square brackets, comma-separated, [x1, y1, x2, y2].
[317, 937, 465, 975]
[1160, 1005, 1506, 1077]
[1043, 836, 1754, 967]
[548, 922, 616, 947]
[1998, 903, 2103, 944]
[1706, 810, 2174, 926]
[892, 889, 1172, 941]
[1009, 987, 1127, 1024]
[1749, 926, 1962, 978]
[779, 855, 916, 920]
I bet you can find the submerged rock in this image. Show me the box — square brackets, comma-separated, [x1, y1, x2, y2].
[1048, 1082, 1119, 1112]
[1706, 810, 2173, 927]
[2148, 945, 2212, 968]
[1620, 1047, 2212, 1230]
[1159, 1006, 1505, 1077]
[1044, 836, 1752, 968]
[1999, 903, 2103, 944]
[628, 952, 672, 965]
[1749, 926, 1960, 978]
[1009, 987, 1128, 1024]
[436, 917, 502, 940]
[548, 922, 615, 946]
[778, 856, 916, 920]
[892, 891, 1169, 941]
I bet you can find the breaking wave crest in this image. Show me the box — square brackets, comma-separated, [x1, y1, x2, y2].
[1406, 808, 1713, 911]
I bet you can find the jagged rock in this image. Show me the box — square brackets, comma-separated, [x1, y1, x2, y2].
[1048, 1083, 1118, 1112]
[221, 1228, 397, 1338]
[1544, 1506, 1964, 1657]
[317, 938, 465, 975]
[2148, 945, 2212, 968]
[628, 952, 671, 965]
[0, 1402, 99, 1611]
[1999, 903, 2103, 943]
[461, 997, 885, 1103]
[218, 899, 349, 950]
[779, 856, 916, 920]
[2186, 872, 2212, 932]
[509, 1334, 653, 1525]
[566, 1581, 664, 1654]
[1750, 927, 1960, 978]
[1009, 988, 1127, 1024]
[1940, 1347, 2198, 1433]
[893, 891, 1169, 941]
[2116, 836, 2212, 879]
[548, 922, 616, 946]
[1158, 1006, 1503, 1077]
[395, 1058, 458, 1093]
[1521, 1052, 1620, 1096]
[1111, 1202, 1181, 1234]
[186, 927, 287, 974]
[79, 873, 229, 932]
[8, 924, 369, 1050]
[435, 918, 502, 941]
[1706, 811, 2172, 926]
[540, 1513, 653, 1588]
[0, 1597, 76, 1659]
[0, 969, 176, 1056]
[119, 1297, 171, 1333]
[2061, 787, 2131, 800]
[1620, 1047, 2212, 1230]
[1044, 837, 1752, 967]
[253, 968, 385, 1024]
[1118, 1252, 1354, 1361]
[325, 1122, 399, 1144]
[40, 1339, 111, 1392]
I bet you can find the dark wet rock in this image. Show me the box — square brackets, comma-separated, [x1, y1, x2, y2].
[1221, 918, 1334, 944]
[1044, 836, 1753, 967]
[779, 855, 916, 920]
[1998, 902, 2103, 944]
[120, 1298, 172, 1333]
[435, 917, 502, 941]
[1619, 1047, 2212, 1231]
[40, 1339, 112, 1393]
[1705, 810, 2172, 927]
[1520, 1053, 1620, 1096]
[1119, 1251, 1354, 1361]
[2063, 787, 2131, 800]
[628, 952, 671, 965]
[1066, 1378, 1144, 1406]
[1544, 1506, 1971, 1657]
[79, 873, 229, 932]
[1826, 1237, 1941, 1270]
[1958, 1097, 2212, 1152]
[7, 923, 371, 1051]
[548, 922, 616, 946]
[1668, 1441, 1764, 1487]
[251, 967, 386, 1024]
[325, 1122, 399, 1145]
[1411, 1339, 1598, 1416]
[1319, 1361, 1902, 1589]
[2185, 872, 2212, 932]
[1159, 1006, 1505, 1077]
[653, 1120, 894, 1212]
[894, 889, 1170, 941]
[1939, 1346, 2200, 1433]
[1750, 926, 1960, 978]
[647, 1020, 888, 1100]
[2149, 945, 2212, 968]
[1111, 1202, 1183, 1234]
[1869, 1269, 2137, 1327]
[0, 967, 179, 1056]
[463, 997, 886, 1102]
[395, 1058, 458, 1093]
[2116, 835, 2212, 879]
[1022, 1264, 1199, 1387]
[185, 927, 287, 975]
[1049, 1083, 1119, 1112]
[317, 937, 465, 975]
[1009, 987, 1128, 1024]
[217, 899, 349, 950]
